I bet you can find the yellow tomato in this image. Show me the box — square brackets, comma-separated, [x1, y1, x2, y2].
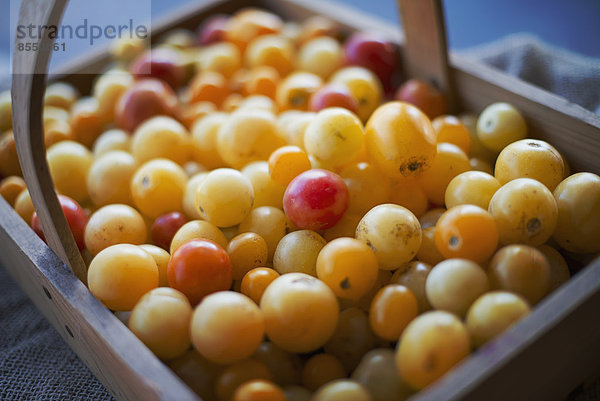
[227, 232, 269, 280]
[466, 291, 530, 348]
[488, 178, 557, 246]
[396, 311, 470, 390]
[130, 158, 188, 219]
[260, 273, 338, 353]
[170, 220, 228, 254]
[330, 66, 382, 122]
[369, 284, 418, 341]
[86, 150, 137, 207]
[418, 142, 471, 206]
[476, 102, 527, 152]
[341, 162, 392, 216]
[488, 245, 550, 305]
[195, 168, 254, 227]
[365, 101, 437, 181]
[304, 107, 365, 170]
[87, 244, 158, 311]
[128, 287, 192, 360]
[217, 109, 284, 169]
[445, 171, 501, 210]
[495, 139, 565, 191]
[190, 291, 264, 364]
[131, 116, 192, 166]
[432, 115, 471, 154]
[47, 140, 93, 204]
[355, 204, 422, 270]
[552, 172, 600, 254]
[316, 237, 379, 301]
[276, 71, 323, 112]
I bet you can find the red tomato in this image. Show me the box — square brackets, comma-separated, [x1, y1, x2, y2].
[130, 48, 186, 90]
[283, 169, 349, 231]
[167, 238, 232, 305]
[150, 211, 188, 251]
[31, 194, 88, 250]
[197, 15, 229, 45]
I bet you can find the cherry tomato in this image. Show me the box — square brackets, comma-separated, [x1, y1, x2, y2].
[190, 291, 264, 364]
[115, 78, 178, 133]
[425, 258, 489, 317]
[150, 211, 188, 251]
[252, 342, 303, 387]
[312, 379, 371, 401]
[31, 194, 88, 250]
[167, 238, 232, 305]
[488, 244, 550, 305]
[396, 311, 470, 390]
[494, 139, 565, 191]
[365, 101, 437, 180]
[476, 102, 527, 152]
[130, 48, 186, 90]
[394, 79, 447, 119]
[301, 353, 347, 392]
[488, 178, 557, 246]
[432, 115, 471, 154]
[434, 204, 499, 264]
[233, 379, 286, 401]
[552, 172, 600, 254]
[352, 349, 413, 401]
[260, 272, 339, 353]
[197, 15, 229, 45]
[369, 284, 418, 341]
[466, 291, 530, 348]
[241, 267, 280, 304]
[316, 237, 379, 301]
[324, 307, 378, 372]
[283, 169, 349, 231]
[268, 146, 311, 187]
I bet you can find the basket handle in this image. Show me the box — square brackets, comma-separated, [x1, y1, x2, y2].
[12, 0, 88, 283]
[397, 0, 456, 112]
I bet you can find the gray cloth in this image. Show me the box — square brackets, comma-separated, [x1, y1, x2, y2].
[0, 265, 114, 401]
[1, 33, 600, 401]
[459, 33, 600, 114]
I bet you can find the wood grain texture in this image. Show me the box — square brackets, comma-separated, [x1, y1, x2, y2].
[397, 0, 457, 112]
[11, 0, 87, 282]
[0, 196, 200, 401]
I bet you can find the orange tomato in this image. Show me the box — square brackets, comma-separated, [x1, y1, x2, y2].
[435, 204, 499, 264]
[241, 267, 280, 304]
[418, 142, 471, 206]
[365, 101, 437, 180]
[432, 115, 471, 154]
[167, 238, 232, 305]
[189, 71, 230, 107]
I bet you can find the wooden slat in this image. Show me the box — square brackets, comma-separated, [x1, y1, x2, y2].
[0, 196, 200, 401]
[397, 0, 456, 112]
[12, 0, 87, 282]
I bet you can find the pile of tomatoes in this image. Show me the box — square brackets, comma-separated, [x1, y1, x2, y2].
[1, 7, 600, 401]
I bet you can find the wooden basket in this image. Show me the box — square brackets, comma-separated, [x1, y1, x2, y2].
[4, 0, 600, 400]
